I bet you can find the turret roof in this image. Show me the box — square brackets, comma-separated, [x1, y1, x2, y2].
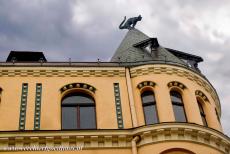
[111, 28, 203, 71]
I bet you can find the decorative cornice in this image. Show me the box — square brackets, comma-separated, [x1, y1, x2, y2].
[60, 83, 96, 93]
[168, 81, 186, 90]
[0, 69, 125, 77]
[137, 81, 156, 89]
[195, 90, 209, 102]
[130, 64, 221, 116]
[0, 123, 229, 153]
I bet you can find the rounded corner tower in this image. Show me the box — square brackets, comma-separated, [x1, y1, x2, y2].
[110, 28, 229, 154]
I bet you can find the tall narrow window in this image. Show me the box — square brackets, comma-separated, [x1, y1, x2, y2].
[0, 87, 2, 103]
[170, 91, 187, 122]
[197, 100, 207, 126]
[215, 108, 220, 122]
[141, 91, 159, 125]
[62, 92, 96, 130]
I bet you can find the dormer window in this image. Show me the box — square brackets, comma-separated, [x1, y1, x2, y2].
[133, 38, 159, 57]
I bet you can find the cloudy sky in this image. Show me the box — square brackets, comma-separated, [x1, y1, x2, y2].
[0, 0, 230, 135]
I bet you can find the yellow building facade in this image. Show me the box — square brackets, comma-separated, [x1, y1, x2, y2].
[0, 29, 230, 153]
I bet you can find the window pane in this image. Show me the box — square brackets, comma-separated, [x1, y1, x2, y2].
[197, 101, 207, 126]
[198, 102, 205, 114]
[215, 108, 220, 122]
[201, 115, 208, 126]
[141, 91, 155, 105]
[80, 106, 96, 129]
[62, 107, 77, 129]
[170, 91, 183, 104]
[62, 93, 94, 105]
[144, 105, 159, 124]
[173, 105, 186, 122]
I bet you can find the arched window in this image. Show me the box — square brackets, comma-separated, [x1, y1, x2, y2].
[161, 148, 195, 154]
[197, 100, 207, 126]
[170, 91, 187, 122]
[141, 91, 159, 125]
[61, 92, 96, 130]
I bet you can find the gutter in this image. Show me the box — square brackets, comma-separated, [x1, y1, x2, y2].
[132, 136, 140, 154]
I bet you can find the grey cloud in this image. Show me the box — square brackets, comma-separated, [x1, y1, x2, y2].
[0, 0, 123, 61]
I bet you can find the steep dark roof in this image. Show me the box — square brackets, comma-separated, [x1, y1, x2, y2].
[111, 29, 186, 65]
[166, 48, 203, 63]
[6, 51, 47, 62]
[110, 28, 203, 71]
[111, 28, 151, 62]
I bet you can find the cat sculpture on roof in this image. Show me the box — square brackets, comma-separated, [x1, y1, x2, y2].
[119, 15, 142, 30]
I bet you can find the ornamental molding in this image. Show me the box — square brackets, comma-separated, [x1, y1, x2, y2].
[60, 83, 96, 93]
[113, 83, 124, 129]
[137, 81, 156, 89]
[130, 64, 220, 115]
[168, 81, 186, 90]
[18, 83, 28, 130]
[0, 68, 125, 77]
[34, 84, 42, 130]
[195, 90, 209, 102]
[0, 123, 229, 153]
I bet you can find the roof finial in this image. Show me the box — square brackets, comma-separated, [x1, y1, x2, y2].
[97, 58, 101, 64]
[119, 15, 142, 30]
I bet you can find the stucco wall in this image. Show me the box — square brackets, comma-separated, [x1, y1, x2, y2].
[0, 64, 222, 132]
[139, 141, 222, 154]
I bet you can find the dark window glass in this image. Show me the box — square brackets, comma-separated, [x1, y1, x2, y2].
[142, 91, 156, 105]
[61, 92, 96, 129]
[80, 106, 96, 129]
[141, 91, 159, 124]
[172, 105, 186, 122]
[170, 91, 187, 122]
[170, 91, 183, 104]
[62, 107, 77, 129]
[143, 105, 158, 124]
[197, 100, 208, 126]
[201, 116, 207, 126]
[215, 108, 220, 122]
[62, 93, 94, 106]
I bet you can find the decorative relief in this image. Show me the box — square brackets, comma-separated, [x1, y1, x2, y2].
[195, 90, 209, 102]
[130, 65, 220, 115]
[137, 81, 156, 89]
[19, 83, 28, 130]
[0, 69, 125, 77]
[34, 83, 42, 130]
[113, 83, 124, 129]
[168, 81, 186, 90]
[60, 83, 96, 93]
[0, 123, 229, 153]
